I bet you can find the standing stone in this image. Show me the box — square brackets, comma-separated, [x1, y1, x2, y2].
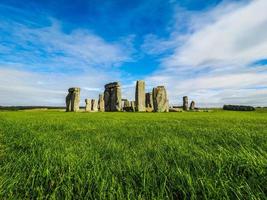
[130, 101, 136, 112]
[152, 86, 169, 112]
[66, 87, 80, 112]
[166, 100, 169, 112]
[135, 80, 146, 112]
[122, 99, 134, 112]
[124, 100, 131, 108]
[122, 99, 127, 110]
[104, 82, 122, 111]
[190, 101, 195, 110]
[183, 96, 189, 111]
[98, 94, 105, 112]
[122, 99, 128, 110]
[145, 92, 154, 112]
[91, 99, 98, 112]
[85, 98, 91, 112]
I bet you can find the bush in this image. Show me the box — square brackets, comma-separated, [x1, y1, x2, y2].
[223, 105, 255, 111]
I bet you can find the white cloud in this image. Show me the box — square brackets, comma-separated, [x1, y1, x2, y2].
[0, 68, 141, 106]
[0, 15, 136, 106]
[145, 69, 267, 106]
[177, 72, 267, 90]
[0, 18, 133, 71]
[165, 0, 267, 68]
[0, 67, 121, 106]
[142, 0, 267, 107]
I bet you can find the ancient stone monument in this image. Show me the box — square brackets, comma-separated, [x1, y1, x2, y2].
[85, 98, 91, 112]
[104, 82, 122, 111]
[66, 87, 80, 112]
[91, 99, 98, 112]
[65, 81, 177, 113]
[152, 86, 169, 112]
[145, 92, 154, 112]
[183, 96, 189, 111]
[135, 80, 146, 112]
[190, 101, 195, 110]
[98, 94, 105, 112]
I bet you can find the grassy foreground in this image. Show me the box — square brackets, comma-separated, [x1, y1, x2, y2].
[0, 110, 266, 199]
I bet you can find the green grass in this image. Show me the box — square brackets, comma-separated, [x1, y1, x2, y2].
[0, 110, 266, 199]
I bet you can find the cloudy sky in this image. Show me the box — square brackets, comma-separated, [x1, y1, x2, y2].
[0, 0, 266, 107]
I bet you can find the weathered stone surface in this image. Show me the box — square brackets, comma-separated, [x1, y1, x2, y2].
[145, 107, 154, 112]
[145, 92, 154, 111]
[169, 107, 183, 112]
[122, 99, 135, 112]
[122, 99, 128, 109]
[152, 86, 169, 112]
[166, 100, 169, 112]
[121, 99, 136, 112]
[190, 101, 195, 110]
[98, 94, 105, 112]
[183, 96, 189, 111]
[104, 82, 122, 111]
[66, 87, 80, 112]
[223, 105, 255, 111]
[135, 80, 146, 112]
[91, 99, 98, 112]
[131, 101, 136, 112]
[85, 98, 91, 112]
[124, 100, 131, 107]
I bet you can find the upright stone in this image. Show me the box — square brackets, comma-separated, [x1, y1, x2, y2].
[145, 92, 154, 112]
[123, 99, 134, 112]
[183, 96, 189, 111]
[124, 100, 131, 108]
[190, 101, 195, 110]
[152, 86, 169, 112]
[104, 82, 122, 111]
[135, 80, 146, 112]
[66, 87, 80, 112]
[85, 98, 91, 112]
[91, 99, 98, 112]
[122, 99, 128, 110]
[98, 94, 105, 112]
[130, 101, 136, 112]
[166, 100, 169, 112]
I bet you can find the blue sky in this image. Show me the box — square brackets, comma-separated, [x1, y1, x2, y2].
[0, 0, 266, 106]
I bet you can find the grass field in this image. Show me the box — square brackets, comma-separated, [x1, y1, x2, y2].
[0, 110, 266, 199]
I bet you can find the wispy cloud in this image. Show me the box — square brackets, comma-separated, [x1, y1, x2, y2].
[0, 67, 122, 106]
[166, 0, 267, 68]
[142, 0, 267, 69]
[142, 0, 267, 107]
[0, 6, 135, 106]
[0, 18, 132, 72]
